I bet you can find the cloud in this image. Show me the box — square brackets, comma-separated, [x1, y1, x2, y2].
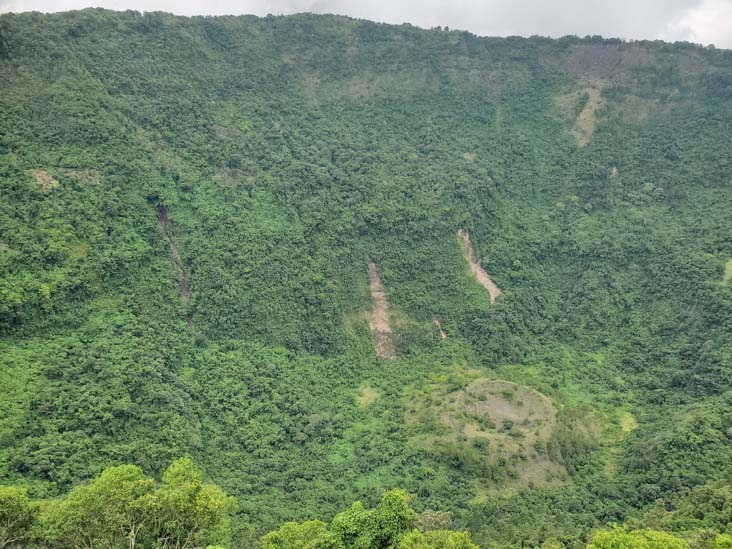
[664, 0, 732, 47]
[1, 0, 730, 49]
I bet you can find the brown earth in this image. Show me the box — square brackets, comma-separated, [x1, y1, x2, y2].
[31, 170, 60, 192]
[458, 230, 502, 303]
[432, 316, 447, 340]
[454, 380, 557, 445]
[367, 260, 396, 359]
[157, 205, 192, 327]
[63, 169, 103, 185]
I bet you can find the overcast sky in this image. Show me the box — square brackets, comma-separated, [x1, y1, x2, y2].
[1, 0, 731, 49]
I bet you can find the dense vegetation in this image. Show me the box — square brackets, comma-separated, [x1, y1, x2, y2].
[1, 8, 732, 547]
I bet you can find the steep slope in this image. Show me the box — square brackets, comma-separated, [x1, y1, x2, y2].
[1, 9, 732, 546]
[458, 229, 502, 303]
[367, 260, 396, 359]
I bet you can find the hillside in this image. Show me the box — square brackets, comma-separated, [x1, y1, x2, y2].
[1, 9, 732, 547]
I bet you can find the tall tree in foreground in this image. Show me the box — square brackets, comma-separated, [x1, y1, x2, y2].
[0, 486, 35, 548]
[35, 458, 232, 548]
[262, 489, 478, 549]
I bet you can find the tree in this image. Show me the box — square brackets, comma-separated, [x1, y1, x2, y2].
[260, 520, 339, 548]
[151, 457, 234, 549]
[329, 489, 417, 548]
[399, 529, 479, 548]
[0, 486, 36, 548]
[263, 490, 476, 549]
[330, 501, 370, 548]
[37, 459, 233, 548]
[40, 464, 154, 548]
[587, 526, 688, 549]
[368, 489, 418, 547]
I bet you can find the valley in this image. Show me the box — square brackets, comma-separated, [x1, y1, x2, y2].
[1, 9, 732, 548]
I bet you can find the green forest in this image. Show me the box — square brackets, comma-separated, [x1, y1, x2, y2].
[1, 8, 732, 547]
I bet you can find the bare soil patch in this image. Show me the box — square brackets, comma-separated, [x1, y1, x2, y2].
[157, 205, 192, 326]
[368, 260, 396, 359]
[432, 316, 447, 340]
[724, 259, 732, 286]
[463, 152, 476, 161]
[406, 378, 565, 489]
[31, 170, 60, 192]
[555, 84, 605, 146]
[63, 169, 103, 185]
[458, 230, 502, 303]
[437, 380, 557, 455]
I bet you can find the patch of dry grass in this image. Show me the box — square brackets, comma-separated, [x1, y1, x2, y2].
[555, 84, 605, 147]
[31, 170, 60, 191]
[64, 169, 103, 185]
[356, 385, 380, 408]
[405, 377, 566, 491]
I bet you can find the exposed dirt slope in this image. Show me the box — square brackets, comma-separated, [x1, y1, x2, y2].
[157, 205, 192, 326]
[573, 85, 604, 146]
[63, 168, 103, 185]
[406, 378, 565, 491]
[554, 83, 606, 146]
[432, 316, 447, 340]
[367, 260, 396, 359]
[458, 230, 502, 303]
[30, 170, 60, 192]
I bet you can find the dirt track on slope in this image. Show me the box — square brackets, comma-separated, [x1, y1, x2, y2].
[157, 205, 192, 327]
[432, 316, 447, 340]
[458, 230, 502, 304]
[368, 260, 396, 359]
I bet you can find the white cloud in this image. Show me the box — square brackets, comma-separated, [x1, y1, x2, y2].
[664, 0, 732, 47]
[0, 0, 730, 49]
